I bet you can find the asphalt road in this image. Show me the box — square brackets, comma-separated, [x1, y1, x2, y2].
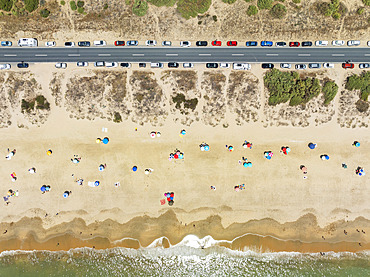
[0, 47, 369, 63]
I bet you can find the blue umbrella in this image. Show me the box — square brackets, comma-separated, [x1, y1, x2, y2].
[325, 155, 330, 160]
[99, 165, 105, 171]
[266, 156, 271, 160]
[40, 186, 46, 192]
[102, 137, 109, 144]
[308, 143, 316, 149]
[63, 191, 69, 198]
[178, 153, 184, 159]
[181, 130, 186, 135]
[355, 142, 360, 147]
[243, 162, 248, 168]
[248, 162, 252, 168]
[132, 166, 137, 172]
[204, 145, 210, 151]
[94, 181, 100, 186]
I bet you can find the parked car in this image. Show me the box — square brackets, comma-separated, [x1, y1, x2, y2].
[368, 41, 370, 46]
[289, 42, 300, 47]
[275, 42, 286, 47]
[183, 63, 193, 68]
[127, 40, 139, 46]
[315, 41, 328, 46]
[0, 64, 11, 70]
[227, 41, 237, 46]
[78, 41, 90, 47]
[180, 41, 191, 47]
[332, 40, 344, 46]
[18, 38, 37, 47]
[45, 41, 56, 47]
[295, 64, 306, 70]
[196, 41, 208, 46]
[359, 63, 369, 69]
[212, 40, 221, 46]
[106, 62, 118, 68]
[1, 41, 12, 46]
[309, 63, 321, 69]
[206, 63, 218, 68]
[55, 62, 67, 69]
[77, 61, 88, 67]
[347, 40, 360, 46]
[219, 63, 230, 68]
[145, 40, 156, 46]
[17, 62, 29, 68]
[233, 63, 251, 70]
[162, 41, 172, 46]
[94, 40, 106, 46]
[94, 61, 105, 67]
[150, 62, 163, 68]
[323, 63, 334, 68]
[342, 63, 354, 69]
[139, 63, 146, 67]
[280, 63, 291, 69]
[262, 63, 274, 69]
[245, 41, 257, 47]
[168, 62, 179, 68]
[120, 62, 131, 68]
[302, 41, 312, 47]
[64, 42, 75, 47]
[114, 41, 125, 46]
[261, 41, 273, 47]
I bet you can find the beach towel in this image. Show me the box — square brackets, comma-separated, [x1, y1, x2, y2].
[160, 199, 166, 205]
[88, 181, 95, 187]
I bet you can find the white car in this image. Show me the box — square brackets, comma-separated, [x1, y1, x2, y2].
[368, 41, 370, 46]
[280, 63, 291, 69]
[94, 40, 106, 46]
[219, 63, 230, 68]
[233, 63, 251, 70]
[150, 62, 163, 68]
[55, 63, 67, 69]
[105, 62, 118, 68]
[146, 40, 157, 46]
[77, 61, 88, 67]
[45, 41, 56, 47]
[323, 63, 334, 68]
[180, 41, 191, 47]
[332, 40, 344, 46]
[315, 41, 328, 46]
[347, 40, 360, 46]
[162, 41, 171, 46]
[0, 63, 11, 70]
[183, 63, 193, 68]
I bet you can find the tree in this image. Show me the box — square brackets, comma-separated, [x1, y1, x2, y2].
[270, 3, 286, 19]
[24, 0, 39, 13]
[40, 8, 50, 17]
[247, 5, 258, 16]
[132, 0, 148, 16]
[0, 0, 13, 12]
[257, 0, 273, 10]
[322, 81, 338, 105]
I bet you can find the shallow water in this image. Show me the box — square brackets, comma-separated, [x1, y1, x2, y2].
[0, 247, 369, 277]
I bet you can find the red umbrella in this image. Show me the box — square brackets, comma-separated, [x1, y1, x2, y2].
[167, 197, 171, 202]
[174, 154, 179, 159]
[170, 193, 174, 197]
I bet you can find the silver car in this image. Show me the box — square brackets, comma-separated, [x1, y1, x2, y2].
[359, 63, 369, 69]
[106, 62, 118, 68]
[150, 62, 163, 68]
[162, 41, 171, 46]
[219, 63, 230, 68]
[0, 63, 11, 70]
[94, 61, 105, 67]
[323, 63, 334, 69]
[347, 40, 360, 46]
[295, 64, 307, 70]
[55, 62, 67, 69]
[77, 61, 88, 67]
[280, 63, 291, 69]
[183, 63, 193, 68]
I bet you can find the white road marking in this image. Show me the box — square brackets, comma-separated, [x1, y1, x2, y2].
[266, 54, 278, 56]
[35, 54, 47, 57]
[132, 54, 144, 56]
[232, 54, 244, 56]
[199, 54, 211, 56]
[166, 54, 178, 56]
[332, 54, 344, 56]
[68, 54, 80, 57]
[99, 54, 111, 56]
[298, 54, 310, 56]
[365, 54, 370, 56]
[4, 54, 17, 57]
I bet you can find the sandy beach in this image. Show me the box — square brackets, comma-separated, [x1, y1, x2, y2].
[0, 64, 369, 254]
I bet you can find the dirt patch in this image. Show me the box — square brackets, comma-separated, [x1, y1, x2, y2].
[50, 72, 64, 107]
[337, 90, 370, 128]
[0, 74, 12, 128]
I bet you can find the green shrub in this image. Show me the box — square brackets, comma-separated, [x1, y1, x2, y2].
[113, 112, 122, 123]
[147, 0, 176, 6]
[172, 93, 198, 111]
[357, 7, 364, 15]
[77, 1, 84, 7]
[322, 81, 338, 105]
[318, 0, 347, 19]
[104, 3, 108, 9]
[177, 0, 211, 19]
[212, 15, 217, 21]
[70, 0, 77, 10]
[247, 5, 258, 16]
[35, 95, 50, 110]
[292, 0, 300, 3]
[0, 0, 13, 11]
[270, 3, 286, 18]
[60, 0, 65, 5]
[244, 0, 252, 2]
[257, 0, 273, 10]
[132, 0, 148, 16]
[24, 0, 39, 12]
[222, 0, 237, 4]
[363, 0, 370, 6]
[77, 6, 84, 13]
[346, 71, 370, 101]
[21, 99, 35, 113]
[40, 8, 50, 17]
[355, 99, 369, 113]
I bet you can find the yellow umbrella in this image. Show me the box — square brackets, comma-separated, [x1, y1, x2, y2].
[96, 138, 101, 144]
[47, 150, 52, 156]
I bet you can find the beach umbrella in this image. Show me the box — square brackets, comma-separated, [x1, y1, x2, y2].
[150, 132, 156, 138]
[308, 143, 316, 149]
[204, 145, 210, 151]
[167, 197, 171, 202]
[266, 156, 271, 160]
[354, 141, 360, 147]
[181, 130, 186, 135]
[228, 146, 234, 151]
[73, 158, 79, 164]
[325, 155, 330, 160]
[99, 165, 105, 171]
[132, 166, 137, 172]
[102, 137, 109, 145]
[174, 154, 179, 159]
[178, 153, 184, 159]
[235, 186, 240, 192]
[94, 181, 100, 186]
[28, 168, 35, 174]
[145, 169, 150, 175]
[248, 162, 252, 168]
[63, 191, 70, 198]
[45, 186, 50, 191]
[243, 162, 248, 168]
[96, 138, 101, 144]
[40, 186, 46, 192]
[286, 147, 291, 153]
[47, 149, 52, 156]
[168, 200, 174, 206]
[156, 132, 161, 138]
[200, 146, 204, 151]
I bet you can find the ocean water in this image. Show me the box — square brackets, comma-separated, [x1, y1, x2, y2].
[0, 246, 369, 277]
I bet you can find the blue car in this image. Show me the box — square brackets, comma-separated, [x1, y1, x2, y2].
[261, 41, 273, 47]
[127, 40, 139, 46]
[245, 41, 257, 47]
[1, 41, 12, 47]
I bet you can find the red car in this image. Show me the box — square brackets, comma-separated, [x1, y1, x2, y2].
[289, 42, 300, 47]
[114, 41, 125, 46]
[342, 63, 354, 69]
[227, 41, 237, 46]
[212, 40, 221, 46]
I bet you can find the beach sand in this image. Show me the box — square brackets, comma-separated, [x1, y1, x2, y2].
[0, 65, 369, 253]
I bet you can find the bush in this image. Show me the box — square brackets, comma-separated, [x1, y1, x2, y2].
[77, 1, 84, 7]
[113, 112, 122, 123]
[363, 0, 370, 6]
[40, 8, 50, 17]
[357, 7, 364, 15]
[318, 0, 347, 19]
[0, 0, 13, 11]
[212, 15, 217, 21]
[24, 0, 39, 12]
[35, 95, 50, 110]
[244, 0, 252, 2]
[346, 71, 370, 101]
[21, 99, 35, 113]
[77, 6, 84, 13]
[292, 0, 300, 3]
[355, 99, 369, 113]
[147, 0, 176, 6]
[177, 0, 211, 19]
[322, 81, 338, 105]
[270, 3, 286, 18]
[104, 3, 108, 9]
[222, 0, 237, 4]
[247, 5, 258, 16]
[60, 0, 65, 5]
[172, 93, 198, 111]
[70, 1, 77, 10]
[257, 0, 273, 10]
[132, 0, 148, 16]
